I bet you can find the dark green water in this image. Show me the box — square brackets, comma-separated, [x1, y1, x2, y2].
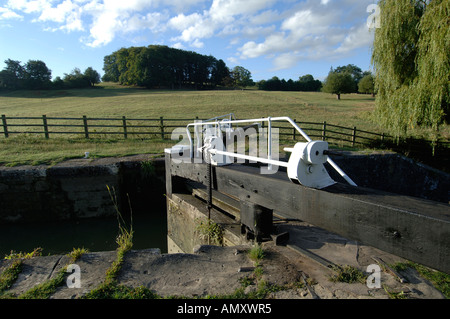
[0, 210, 167, 258]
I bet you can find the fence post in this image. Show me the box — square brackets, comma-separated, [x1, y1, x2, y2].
[1, 114, 8, 138]
[160, 116, 164, 139]
[42, 115, 49, 139]
[122, 116, 128, 139]
[322, 121, 327, 141]
[83, 115, 89, 139]
[352, 127, 356, 147]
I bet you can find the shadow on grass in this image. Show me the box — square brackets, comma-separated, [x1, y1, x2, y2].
[0, 85, 149, 99]
[0, 84, 212, 99]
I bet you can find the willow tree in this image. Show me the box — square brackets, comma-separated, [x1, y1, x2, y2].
[371, 0, 449, 138]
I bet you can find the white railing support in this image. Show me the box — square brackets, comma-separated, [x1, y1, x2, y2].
[184, 115, 357, 187]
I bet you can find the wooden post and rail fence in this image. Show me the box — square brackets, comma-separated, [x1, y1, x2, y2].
[1, 114, 448, 157]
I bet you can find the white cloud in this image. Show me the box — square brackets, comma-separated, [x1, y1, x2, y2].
[0, 0, 376, 69]
[164, 0, 208, 13]
[236, 0, 374, 70]
[168, 0, 278, 49]
[209, 0, 276, 22]
[0, 7, 23, 20]
[123, 12, 167, 33]
[2, 0, 166, 47]
[249, 9, 279, 25]
[168, 12, 202, 32]
[96, 0, 153, 13]
[172, 42, 185, 49]
[38, 0, 76, 23]
[281, 9, 336, 38]
[62, 12, 83, 31]
[227, 56, 237, 63]
[239, 32, 288, 59]
[334, 23, 374, 54]
[273, 52, 300, 71]
[38, 0, 84, 31]
[168, 11, 214, 44]
[82, 0, 158, 47]
[85, 10, 121, 47]
[191, 38, 204, 48]
[241, 25, 276, 39]
[6, 0, 50, 14]
[175, 19, 215, 43]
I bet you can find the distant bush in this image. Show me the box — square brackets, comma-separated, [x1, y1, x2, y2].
[0, 58, 100, 90]
[62, 67, 100, 89]
[257, 74, 322, 92]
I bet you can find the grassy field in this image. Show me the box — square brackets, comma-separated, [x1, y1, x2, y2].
[0, 136, 174, 166]
[0, 82, 377, 128]
[0, 82, 446, 166]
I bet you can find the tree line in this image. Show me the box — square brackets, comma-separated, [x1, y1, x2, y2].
[102, 45, 232, 89]
[0, 59, 101, 90]
[102, 45, 376, 97]
[256, 64, 375, 98]
[257, 74, 322, 92]
[0, 53, 375, 101]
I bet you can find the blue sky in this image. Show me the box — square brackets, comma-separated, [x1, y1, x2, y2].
[0, 0, 378, 82]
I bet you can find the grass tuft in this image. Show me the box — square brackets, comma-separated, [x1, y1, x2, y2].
[392, 261, 450, 298]
[329, 265, 366, 284]
[83, 185, 138, 299]
[0, 259, 22, 296]
[195, 218, 224, 246]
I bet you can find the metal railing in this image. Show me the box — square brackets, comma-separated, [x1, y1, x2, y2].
[185, 116, 357, 186]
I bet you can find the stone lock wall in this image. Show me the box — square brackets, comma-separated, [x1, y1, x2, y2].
[167, 193, 247, 254]
[0, 156, 165, 224]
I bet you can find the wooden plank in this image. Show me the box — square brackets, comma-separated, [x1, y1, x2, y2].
[166, 153, 450, 274]
[186, 181, 241, 220]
